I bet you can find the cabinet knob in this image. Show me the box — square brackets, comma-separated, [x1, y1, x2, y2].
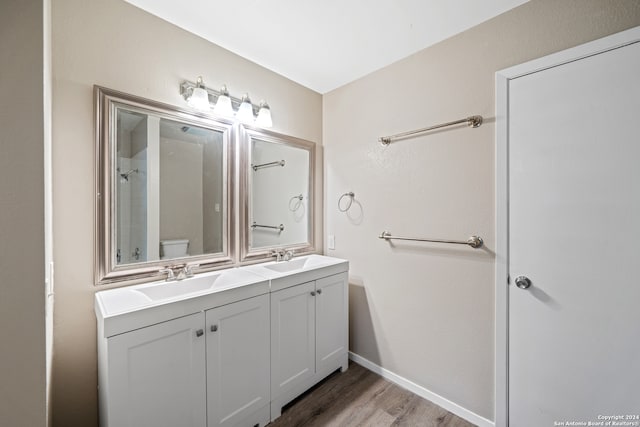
[310, 291, 316, 296]
[211, 324, 218, 332]
[316, 289, 322, 295]
[195, 329, 204, 337]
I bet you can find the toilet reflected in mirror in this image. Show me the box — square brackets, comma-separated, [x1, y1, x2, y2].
[160, 239, 189, 260]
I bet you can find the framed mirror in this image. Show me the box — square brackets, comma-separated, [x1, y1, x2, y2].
[239, 125, 316, 262]
[95, 86, 235, 285]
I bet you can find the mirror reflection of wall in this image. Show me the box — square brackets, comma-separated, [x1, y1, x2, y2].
[250, 139, 310, 249]
[115, 108, 225, 266]
[159, 119, 224, 258]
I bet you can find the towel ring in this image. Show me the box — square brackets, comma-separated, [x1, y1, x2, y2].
[338, 192, 355, 212]
[289, 194, 303, 212]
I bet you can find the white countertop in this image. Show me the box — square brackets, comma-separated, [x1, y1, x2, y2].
[95, 254, 348, 337]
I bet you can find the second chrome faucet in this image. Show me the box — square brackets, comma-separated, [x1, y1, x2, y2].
[159, 264, 199, 281]
[271, 249, 294, 262]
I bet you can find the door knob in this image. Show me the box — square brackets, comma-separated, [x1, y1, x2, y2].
[515, 276, 532, 289]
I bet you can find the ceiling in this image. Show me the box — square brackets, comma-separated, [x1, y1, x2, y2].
[125, 0, 529, 94]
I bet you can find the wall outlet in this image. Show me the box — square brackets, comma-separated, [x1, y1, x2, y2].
[214, 203, 220, 212]
[328, 235, 335, 250]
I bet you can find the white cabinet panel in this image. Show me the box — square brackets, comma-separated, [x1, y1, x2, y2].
[107, 313, 206, 427]
[269, 273, 349, 420]
[315, 272, 348, 373]
[206, 294, 270, 427]
[270, 281, 316, 397]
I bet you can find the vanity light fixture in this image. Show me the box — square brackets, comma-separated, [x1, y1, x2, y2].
[180, 78, 273, 128]
[186, 76, 210, 111]
[213, 85, 233, 116]
[236, 93, 255, 123]
[255, 101, 272, 128]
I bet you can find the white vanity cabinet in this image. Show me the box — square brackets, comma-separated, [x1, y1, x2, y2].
[96, 269, 272, 427]
[269, 271, 349, 419]
[99, 295, 270, 427]
[96, 256, 349, 427]
[206, 294, 270, 427]
[105, 313, 207, 427]
[315, 273, 349, 373]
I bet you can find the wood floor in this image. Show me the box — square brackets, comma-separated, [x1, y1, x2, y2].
[269, 361, 476, 427]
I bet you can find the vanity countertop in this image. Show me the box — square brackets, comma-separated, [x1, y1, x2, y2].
[95, 254, 348, 337]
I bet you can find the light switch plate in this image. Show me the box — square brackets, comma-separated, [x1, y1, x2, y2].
[328, 235, 335, 250]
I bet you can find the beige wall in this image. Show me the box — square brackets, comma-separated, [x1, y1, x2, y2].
[160, 137, 204, 254]
[323, 0, 640, 421]
[0, 0, 49, 426]
[202, 133, 224, 254]
[51, 0, 322, 425]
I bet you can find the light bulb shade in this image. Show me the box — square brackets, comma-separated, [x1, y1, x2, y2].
[213, 94, 233, 116]
[188, 87, 210, 110]
[255, 103, 272, 128]
[236, 94, 255, 123]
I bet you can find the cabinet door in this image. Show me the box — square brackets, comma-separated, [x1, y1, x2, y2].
[315, 272, 348, 373]
[107, 313, 206, 427]
[270, 281, 315, 398]
[206, 294, 270, 427]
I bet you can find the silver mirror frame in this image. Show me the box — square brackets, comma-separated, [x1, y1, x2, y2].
[238, 125, 316, 263]
[95, 86, 236, 285]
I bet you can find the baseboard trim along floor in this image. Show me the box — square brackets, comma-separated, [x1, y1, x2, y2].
[348, 352, 494, 427]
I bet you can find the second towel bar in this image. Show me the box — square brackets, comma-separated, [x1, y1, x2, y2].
[252, 160, 285, 171]
[378, 231, 483, 249]
[252, 222, 285, 232]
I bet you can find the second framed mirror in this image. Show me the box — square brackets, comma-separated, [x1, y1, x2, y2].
[239, 125, 316, 262]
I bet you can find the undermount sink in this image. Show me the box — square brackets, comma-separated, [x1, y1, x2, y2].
[135, 275, 217, 301]
[263, 257, 310, 273]
[261, 254, 337, 273]
[242, 255, 348, 293]
[134, 269, 260, 302]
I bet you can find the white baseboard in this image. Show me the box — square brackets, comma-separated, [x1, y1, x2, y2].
[348, 352, 494, 427]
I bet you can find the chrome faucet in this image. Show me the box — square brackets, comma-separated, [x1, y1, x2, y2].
[283, 250, 294, 261]
[271, 249, 285, 262]
[177, 264, 198, 280]
[159, 268, 176, 281]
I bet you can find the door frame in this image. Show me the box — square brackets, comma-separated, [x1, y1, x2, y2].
[494, 25, 640, 427]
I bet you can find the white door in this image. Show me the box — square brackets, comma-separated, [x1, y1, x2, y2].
[107, 313, 206, 427]
[315, 272, 348, 373]
[206, 294, 270, 427]
[507, 37, 640, 425]
[270, 281, 316, 398]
